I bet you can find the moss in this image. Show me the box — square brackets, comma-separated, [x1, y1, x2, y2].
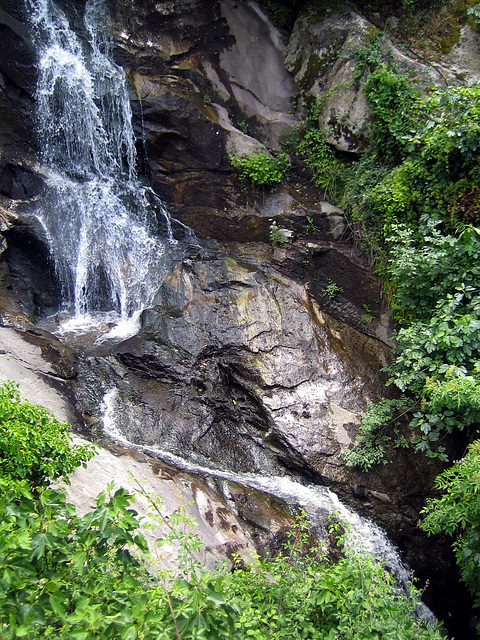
[299, 50, 336, 90]
[363, 23, 381, 44]
[437, 24, 461, 53]
[358, 0, 473, 60]
[306, 0, 352, 24]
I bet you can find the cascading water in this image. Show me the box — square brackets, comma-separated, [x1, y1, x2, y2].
[27, 0, 179, 339]
[100, 387, 431, 619]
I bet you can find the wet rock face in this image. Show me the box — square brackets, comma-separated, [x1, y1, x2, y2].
[74, 242, 389, 488]
[69, 239, 460, 625]
[111, 0, 298, 213]
[0, 5, 37, 159]
[2, 218, 61, 320]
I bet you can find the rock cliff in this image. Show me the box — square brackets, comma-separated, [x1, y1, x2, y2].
[0, 0, 478, 631]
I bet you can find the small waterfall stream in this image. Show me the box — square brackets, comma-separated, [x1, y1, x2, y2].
[28, 0, 178, 339]
[100, 388, 420, 597]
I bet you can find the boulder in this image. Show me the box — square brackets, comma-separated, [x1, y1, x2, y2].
[285, 3, 456, 153]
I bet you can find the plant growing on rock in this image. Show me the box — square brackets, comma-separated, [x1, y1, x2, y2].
[421, 439, 480, 629]
[321, 279, 343, 299]
[296, 127, 346, 198]
[269, 219, 290, 244]
[231, 150, 291, 188]
[0, 381, 95, 487]
[341, 41, 480, 469]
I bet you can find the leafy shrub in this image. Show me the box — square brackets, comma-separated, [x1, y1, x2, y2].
[345, 223, 480, 467]
[342, 51, 480, 468]
[223, 514, 442, 640]
[231, 150, 291, 188]
[364, 65, 421, 162]
[269, 219, 290, 244]
[421, 439, 480, 625]
[296, 128, 345, 198]
[343, 398, 411, 471]
[0, 475, 445, 640]
[0, 381, 94, 487]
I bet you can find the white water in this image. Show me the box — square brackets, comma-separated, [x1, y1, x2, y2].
[100, 388, 411, 586]
[28, 0, 176, 337]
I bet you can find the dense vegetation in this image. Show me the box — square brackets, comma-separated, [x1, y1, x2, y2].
[0, 382, 443, 639]
[341, 44, 480, 629]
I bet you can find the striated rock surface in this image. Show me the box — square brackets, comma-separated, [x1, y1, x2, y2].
[110, 0, 297, 220]
[0, 324, 296, 568]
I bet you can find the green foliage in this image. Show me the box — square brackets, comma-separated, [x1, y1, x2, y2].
[363, 65, 421, 162]
[296, 128, 346, 198]
[343, 398, 411, 471]
[321, 279, 343, 299]
[342, 48, 480, 468]
[468, 3, 480, 26]
[269, 219, 289, 245]
[0, 473, 444, 640]
[302, 215, 320, 236]
[223, 513, 442, 640]
[237, 119, 248, 134]
[411, 85, 480, 191]
[421, 439, 480, 621]
[0, 481, 152, 640]
[0, 382, 95, 487]
[0, 476, 237, 640]
[231, 150, 291, 188]
[360, 304, 375, 324]
[351, 32, 393, 82]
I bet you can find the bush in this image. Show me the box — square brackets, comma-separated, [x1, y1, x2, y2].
[223, 514, 443, 640]
[364, 65, 421, 162]
[0, 381, 94, 487]
[231, 150, 291, 188]
[421, 439, 480, 626]
[342, 53, 480, 468]
[296, 128, 345, 199]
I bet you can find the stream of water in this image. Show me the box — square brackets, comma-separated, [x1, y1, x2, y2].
[28, 0, 178, 340]
[101, 388, 419, 593]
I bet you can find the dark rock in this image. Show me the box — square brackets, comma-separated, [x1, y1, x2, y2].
[3, 215, 62, 319]
[0, 160, 45, 200]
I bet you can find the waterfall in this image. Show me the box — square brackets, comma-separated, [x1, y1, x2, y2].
[22, 0, 434, 624]
[28, 0, 177, 338]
